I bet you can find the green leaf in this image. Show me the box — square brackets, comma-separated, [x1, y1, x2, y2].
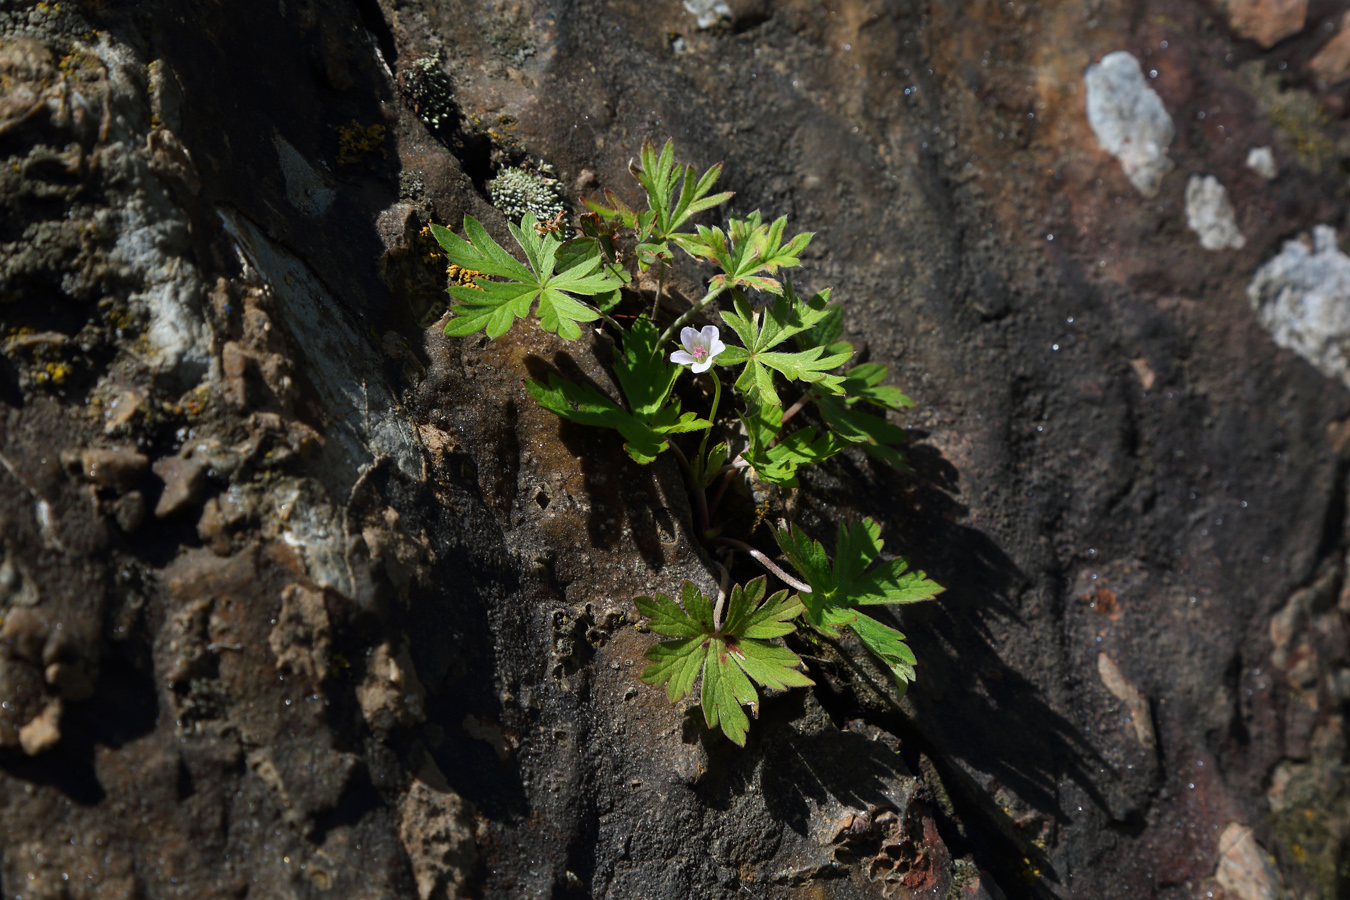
[794, 292, 842, 350]
[613, 316, 679, 419]
[584, 139, 731, 273]
[433, 213, 623, 341]
[809, 361, 915, 471]
[838, 363, 914, 411]
[740, 401, 844, 485]
[689, 211, 812, 294]
[525, 374, 707, 464]
[636, 577, 813, 746]
[718, 288, 851, 408]
[771, 519, 942, 691]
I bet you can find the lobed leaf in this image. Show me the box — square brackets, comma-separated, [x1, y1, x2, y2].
[635, 578, 812, 746]
[433, 213, 622, 341]
[771, 519, 942, 692]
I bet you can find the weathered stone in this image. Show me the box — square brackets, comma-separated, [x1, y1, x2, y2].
[152, 455, 207, 518]
[357, 641, 426, 730]
[267, 583, 331, 684]
[1215, 823, 1283, 900]
[1221, 0, 1307, 48]
[112, 489, 147, 533]
[1309, 11, 1350, 83]
[18, 700, 61, 756]
[399, 760, 478, 900]
[1098, 653, 1156, 747]
[77, 447, 149, 492]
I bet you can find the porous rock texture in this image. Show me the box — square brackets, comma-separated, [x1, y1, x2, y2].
[2, 1, 1350, 899]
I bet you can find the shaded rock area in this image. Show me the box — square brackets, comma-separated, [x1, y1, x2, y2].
[2, 0, 1350, 898]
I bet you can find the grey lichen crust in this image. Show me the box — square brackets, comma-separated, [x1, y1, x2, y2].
[401, 55, 457, 131]
[488, 163, 565, 226]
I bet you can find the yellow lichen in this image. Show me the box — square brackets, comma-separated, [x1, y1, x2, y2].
[336, 119, 387, 165]
[34, 362, 72, 385]
[447, 264, 484, 289]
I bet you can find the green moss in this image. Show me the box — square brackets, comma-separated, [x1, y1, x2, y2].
[1236, 61, 1343, 175]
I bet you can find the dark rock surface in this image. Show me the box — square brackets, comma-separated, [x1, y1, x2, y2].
[2, 0, 1349, 897]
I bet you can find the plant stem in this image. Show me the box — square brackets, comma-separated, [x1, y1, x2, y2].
[651, 262, 665, 322]
[711, 537, 812, 593]
[780, 389, 816, 425]
[712, 558, 731, 631]
[696, 372, 722, 470]
[666, 440, 710, 535]
[707, 464, 738, 520]
[658, 283, 727, 346]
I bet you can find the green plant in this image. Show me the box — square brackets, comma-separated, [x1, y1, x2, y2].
[430, 139, 942, 745]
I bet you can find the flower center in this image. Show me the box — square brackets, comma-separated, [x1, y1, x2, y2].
[691, 346, 708, 361]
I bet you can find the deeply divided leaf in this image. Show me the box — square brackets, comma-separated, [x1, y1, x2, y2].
[636, 578, 812, 746]
[771, 519, 942, 690]
[433, 213, 622, 340]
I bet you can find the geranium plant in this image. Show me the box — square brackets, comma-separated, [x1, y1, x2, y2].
[429, 139, 942, 744]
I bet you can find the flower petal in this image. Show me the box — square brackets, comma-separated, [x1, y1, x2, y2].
[670, 350, 696, 366]
[679, 326, 701, 351]
[707, 338, 726, 359]
[690, 359, 713, 374]
[698, 325, 720, 345]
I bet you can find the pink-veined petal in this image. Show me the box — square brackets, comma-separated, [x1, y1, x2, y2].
[671, 350, 697, 366]
[690, 358, 714, 374]
[679, 326, 701, 351]
[698, 325, 720, 345]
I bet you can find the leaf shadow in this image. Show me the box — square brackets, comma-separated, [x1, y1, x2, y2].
[690, 691, 915, 837]
[523, 351, 690, 573]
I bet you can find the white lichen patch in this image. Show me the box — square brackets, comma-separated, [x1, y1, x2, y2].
[683, 0, 731, 29]
[1085, 51, 1175, 197]
[488, 164, 564, 225]
[1246, 145, 1278, 180]
[1185, 175, 1246, 251]
[1247, 225, 1350, 385]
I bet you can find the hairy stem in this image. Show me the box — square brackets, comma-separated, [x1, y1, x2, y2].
[696, 372, 722, 471]
[779, 389, 817, 426]
[658, 283, 728, 347]
[667, 440, 710, 535]
[712, 558, 732, 631]
[707, 463, 739, 520]
[651, 262, 665, 322]
[711, 537, 812, 593]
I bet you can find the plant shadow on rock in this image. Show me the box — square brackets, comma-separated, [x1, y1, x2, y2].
[877, 441, 1111, 822]
[690, 690, 917, 837]
[524, 351, 683, 573]
[785, 439, 1113, 895]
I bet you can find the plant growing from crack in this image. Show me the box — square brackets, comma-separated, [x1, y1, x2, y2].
[429, 139, 942, 745]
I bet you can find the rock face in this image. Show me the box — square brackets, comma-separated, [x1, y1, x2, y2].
[1, 0, 1349, 898]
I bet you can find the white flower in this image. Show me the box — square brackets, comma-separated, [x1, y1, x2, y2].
[670, 325, 726, 373]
